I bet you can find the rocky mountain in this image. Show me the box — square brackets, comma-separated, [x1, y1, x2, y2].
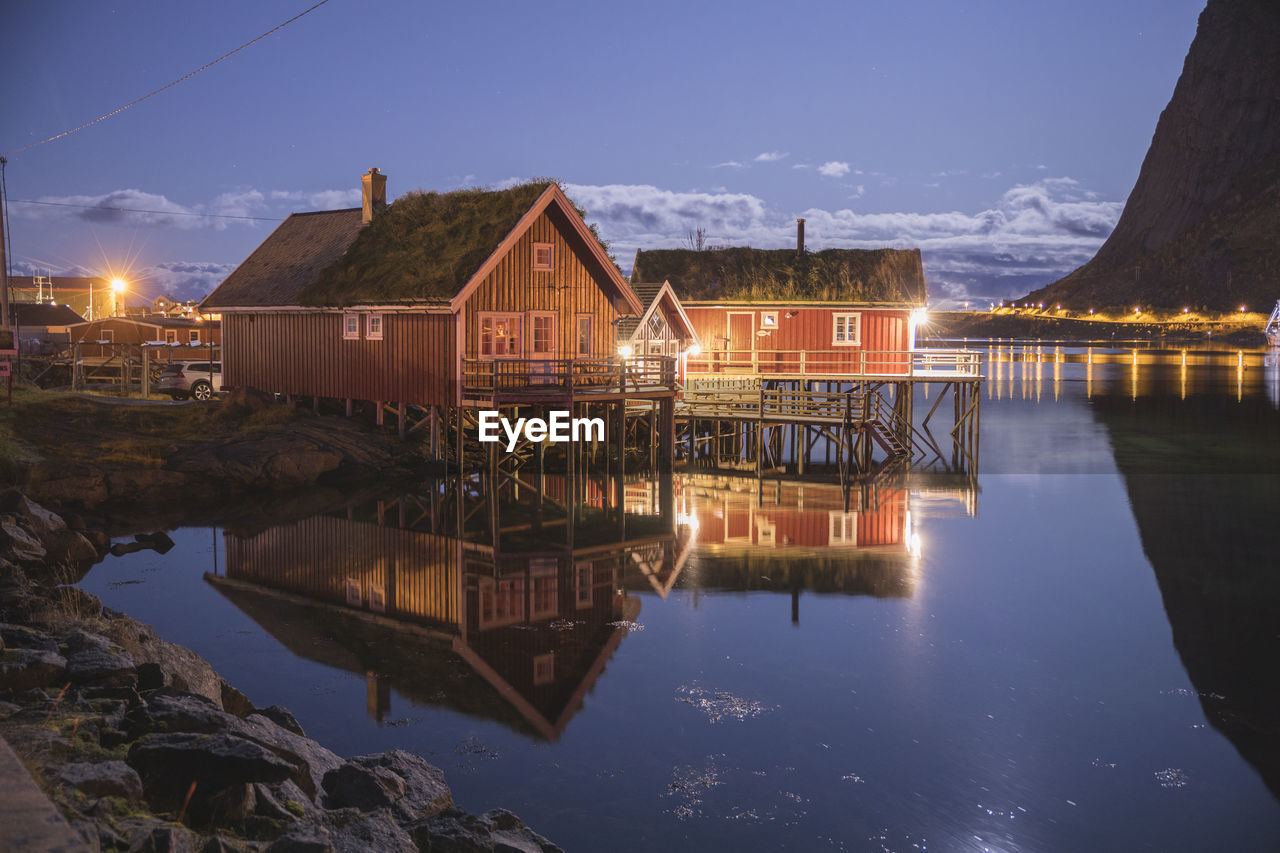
[1025, 0, 1280, 312]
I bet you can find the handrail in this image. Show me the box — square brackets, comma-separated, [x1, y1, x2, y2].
[463, 355, 677, 395]
[685, 348, 981, 377]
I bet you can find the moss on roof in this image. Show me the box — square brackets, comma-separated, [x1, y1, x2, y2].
[631, 247, 927, 303]
[300, 182, 554, 306]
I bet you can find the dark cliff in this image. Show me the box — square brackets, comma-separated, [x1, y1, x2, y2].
[631, 247, 926, 303]
[1025, 0, 1280, 311]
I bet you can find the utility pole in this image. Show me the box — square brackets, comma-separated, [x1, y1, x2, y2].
[0, 156, 10, 338]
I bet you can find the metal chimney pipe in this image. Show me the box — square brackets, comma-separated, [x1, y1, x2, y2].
[796, 218, 806, 253]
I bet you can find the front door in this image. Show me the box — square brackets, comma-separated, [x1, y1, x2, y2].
[531, 313, 557, 384]
[726, 312, 754, 371]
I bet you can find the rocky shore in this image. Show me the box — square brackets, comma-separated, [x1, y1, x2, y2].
[0, 491, 562, 852]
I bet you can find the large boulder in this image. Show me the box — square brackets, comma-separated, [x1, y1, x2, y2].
[127, 732, 302, 808]
[102, 619, 224, 705]
[348, 750, 453, 819]
[322, 807, 417, 853]
[57, 759, 144, 802]
[0, 647, 67, 691]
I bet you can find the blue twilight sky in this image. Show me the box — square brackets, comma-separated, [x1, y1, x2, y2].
[1, 0, 1204, 307]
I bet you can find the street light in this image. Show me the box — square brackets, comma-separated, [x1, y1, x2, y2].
[111, 278, 126, 317]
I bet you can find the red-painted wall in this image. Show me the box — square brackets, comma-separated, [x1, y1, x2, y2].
[683, 303, 913, 375]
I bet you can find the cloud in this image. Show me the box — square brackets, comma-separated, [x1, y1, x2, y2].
[145, 261, 238, 302]
[792, 164, 810, 170]
[564, 177, 1121, 305]
[818, 161, 851, 178]
[713, 160, 747, 169]
[15, 189, 212, 230]
[269, 188, 361, 209]
[850, 186, 865, 199]
[754, 151, 788, 162]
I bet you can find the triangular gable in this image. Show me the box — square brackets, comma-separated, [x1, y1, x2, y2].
[625, 280, 700, 347]
[450, 184, 643, 315]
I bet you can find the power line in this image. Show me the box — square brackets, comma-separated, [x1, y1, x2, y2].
[11, 199, 282, 222]
[3, 0, 333, 156]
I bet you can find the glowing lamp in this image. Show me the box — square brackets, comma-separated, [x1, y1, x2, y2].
[618, 344, 633, 358]
[685, 343, 702, 357]
[111, 278, 126, 292]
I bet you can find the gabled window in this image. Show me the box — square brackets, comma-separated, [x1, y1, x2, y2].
[533, 242, 554, 271]
[366, 313, 383, 341]
[832, 312, 861, 346]
[343, 313, 360, 340]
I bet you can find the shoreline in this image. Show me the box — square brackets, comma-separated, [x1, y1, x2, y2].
[923, 310, 1269, 347]
[0, 491, 563, 852]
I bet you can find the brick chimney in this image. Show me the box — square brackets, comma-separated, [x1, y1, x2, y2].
[796, 218, 806, 253]
[361, 168, 387, 224]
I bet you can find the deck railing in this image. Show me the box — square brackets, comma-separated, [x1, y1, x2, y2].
[685, 348, 981, 377]
[463, 356, 677, 397]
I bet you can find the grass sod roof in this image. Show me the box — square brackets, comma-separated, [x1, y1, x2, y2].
[300, 182, 556, 307]
[631, 247, 927, 304]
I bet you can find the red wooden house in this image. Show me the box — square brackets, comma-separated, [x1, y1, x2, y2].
[202, 172, 680, 440]
[631, 244, 927, 378]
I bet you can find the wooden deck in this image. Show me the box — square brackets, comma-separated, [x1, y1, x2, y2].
[462, 355, 677, 405]
[686, 347, 982, 379]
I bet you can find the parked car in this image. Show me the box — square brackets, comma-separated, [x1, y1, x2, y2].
[156, 361, 222, 400]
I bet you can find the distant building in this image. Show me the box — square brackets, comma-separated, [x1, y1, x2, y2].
[9, 303, 85, 353]
[8, 275, 135, 321]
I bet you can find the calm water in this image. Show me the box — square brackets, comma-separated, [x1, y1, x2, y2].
[80, 345, 1280, 852]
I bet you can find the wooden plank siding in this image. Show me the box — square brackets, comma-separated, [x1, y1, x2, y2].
[223, 515, 462, 628]
[222, 311, 456, 406]
[463, 210, 622, 361]
[683, 304, 913, 375]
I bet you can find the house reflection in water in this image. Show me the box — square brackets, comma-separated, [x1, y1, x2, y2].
[206, 472, 975, 738]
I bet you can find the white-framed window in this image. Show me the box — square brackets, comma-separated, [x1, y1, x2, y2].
[532, 314, 555, 354]
[760, 311, 778, 329]
[343, 313, 360, 340]
[478, 312, 522, 358]
[829, 511, 859, 545]
[366, 313, 383, 340]
[188, 330, 200, 343]
[164, 330, 177, 344]
[832, 312, 861, 346]
[532, 652, 555, 686]
[533, 242, 554, 271]
[576, 315, 592, 356]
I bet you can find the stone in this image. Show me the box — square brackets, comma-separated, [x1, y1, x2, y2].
[0, 492, 67, 537]
[0, 517, 47, 563]
[67, 647, 137, 687]
[321, 763, 406, 812]
[231, 713, 343, 802]
[483, 810, 564, 853]
[253, 780, 318, 823]
[194, 782, 258, 824]
[424, 808, 494, 853]
[111, 541, 148, 557]
[249, 705, 306, 737]
[201, 836, 244, 853]
[103, 620, 224, 706]
[45, 527, 101, 564]
[126, 690, 233, 738]
[221, 680, 255, 718]
[58, 759, 144, 801]
[128, 822, 198, 853]
[323, 807, 417, 853]
[127, 732, 302, 809]
[265, 822, 334, 853]
[134, 531, 176, 554]
[348, 749, 453, 818]
[0, 647, 68, 691]
[0, 622, 60, 652]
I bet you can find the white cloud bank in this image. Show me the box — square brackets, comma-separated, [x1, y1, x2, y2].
[818, 161, 851, 178]
[567, 177, 1122, 304]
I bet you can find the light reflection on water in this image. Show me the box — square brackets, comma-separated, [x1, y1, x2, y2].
[78, 345, 1280, 852]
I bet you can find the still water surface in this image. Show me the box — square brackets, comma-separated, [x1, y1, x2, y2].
[80, 346, 1280, 851]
